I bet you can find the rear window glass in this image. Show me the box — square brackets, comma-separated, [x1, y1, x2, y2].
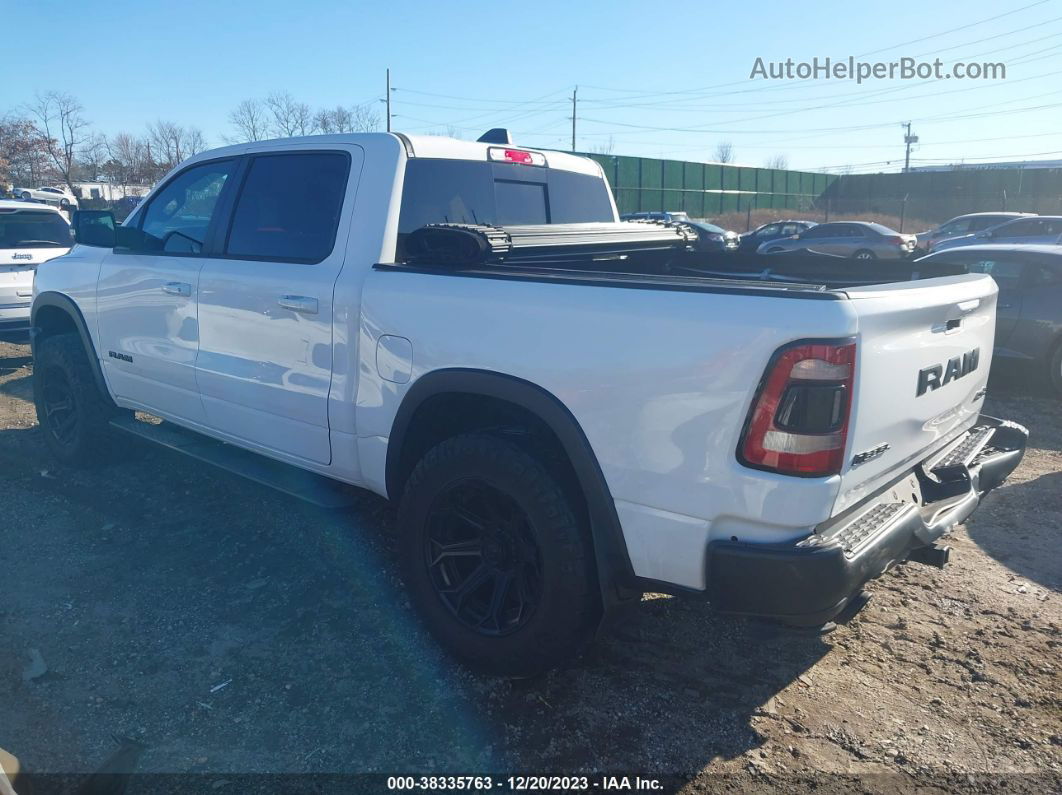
[226, 152, 349, 262]
[0, 210, 71, 249]
[397, 158, 614, 257]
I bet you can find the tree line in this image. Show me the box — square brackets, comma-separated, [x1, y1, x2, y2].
[0, 91, 380, 194]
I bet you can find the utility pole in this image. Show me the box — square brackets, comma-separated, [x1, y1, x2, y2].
[903, 121, 918, 173]
[386, 68, 392, 132]
[571, 85, 577, 152]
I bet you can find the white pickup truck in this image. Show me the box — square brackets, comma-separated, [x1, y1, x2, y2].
[31, 131, 1027, 676]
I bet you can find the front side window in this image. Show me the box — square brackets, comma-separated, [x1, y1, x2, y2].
[138, 160, 236, 254]
[939, 219, 969, 235]
[225, 152, 349, 262]
[801, 224, 835, 239]
[757, 224, 781, 238]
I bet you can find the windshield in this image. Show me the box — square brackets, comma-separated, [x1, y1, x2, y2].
[0, 210, 72, 249]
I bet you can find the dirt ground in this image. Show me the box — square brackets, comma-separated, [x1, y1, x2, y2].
[0, 337, 1058, 793]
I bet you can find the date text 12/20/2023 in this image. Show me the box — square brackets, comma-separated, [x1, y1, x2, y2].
[386, 775, 664, 791]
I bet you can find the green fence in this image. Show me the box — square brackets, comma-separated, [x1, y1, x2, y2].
[821, 168, 1062, 224]
[583, 153, 836, 218]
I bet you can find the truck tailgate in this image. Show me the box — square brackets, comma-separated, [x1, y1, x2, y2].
[834, 274, 997, 514]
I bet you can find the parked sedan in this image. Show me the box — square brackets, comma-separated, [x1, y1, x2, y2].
[915, 212, 1033, 252]
[737, 219, 817, 252]
[14, 185, 79, 207]
[759, 221, 916, 259]
[683, 220, 738, 252]
[915, 245, 1062, 396]
[932, 215, 1062, 253]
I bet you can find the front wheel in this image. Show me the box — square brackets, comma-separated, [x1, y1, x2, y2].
[33, 333, 124, 466]
[853, 249, 876, 260]
[59, 197, 70, 207]
[20, 191, 31, 201]
[398, 433, 601, 677]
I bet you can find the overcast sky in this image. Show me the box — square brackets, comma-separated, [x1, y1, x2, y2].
[5, 0, 1061, 172]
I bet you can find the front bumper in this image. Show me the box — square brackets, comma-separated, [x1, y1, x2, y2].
[704, 415, 1028, 625]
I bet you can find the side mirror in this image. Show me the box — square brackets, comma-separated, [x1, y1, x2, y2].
[72, 210, 116, 248]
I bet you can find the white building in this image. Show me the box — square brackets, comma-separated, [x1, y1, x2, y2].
[73, 181, 151, 200]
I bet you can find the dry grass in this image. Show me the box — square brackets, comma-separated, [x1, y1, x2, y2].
[707, 208, 936, 234]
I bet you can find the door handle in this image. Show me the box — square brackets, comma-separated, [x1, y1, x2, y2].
[277, 295, 319, 314]
[161, 281, 191, 297]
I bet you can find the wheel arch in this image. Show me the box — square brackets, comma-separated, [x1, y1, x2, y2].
[31, 292, 109, 397]
[386, 368, 638, 606]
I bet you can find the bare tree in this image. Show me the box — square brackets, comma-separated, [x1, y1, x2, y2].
[314, 103, 379, 134]
[265, 92, 315, 137]
[229, 98, 268, 142]
[27, 91, 89, 192]
[588, 136, 615, 155]
[146, 120, 208, 176]
[713, 141, 734, 164]
[105, 133, 152, 189]
[765, 154, 789, 170]
[77, 133, 109, 182]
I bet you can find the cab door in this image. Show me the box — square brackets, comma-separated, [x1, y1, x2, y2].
[195, 147, 360, 465]
[95, 158, 239, 424]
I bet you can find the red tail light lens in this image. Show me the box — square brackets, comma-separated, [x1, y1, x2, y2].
[738, 340, 856, 477]
[487, 147, 546, 166]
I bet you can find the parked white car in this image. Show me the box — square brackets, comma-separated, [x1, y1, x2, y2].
[30, 132, 1027, 675]
[14, 185, 79, 208]
[0, 201, 72, 332]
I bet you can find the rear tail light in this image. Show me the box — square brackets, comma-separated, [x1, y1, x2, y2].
[885, 235, 905, 246]
[738, 340, 856, 477]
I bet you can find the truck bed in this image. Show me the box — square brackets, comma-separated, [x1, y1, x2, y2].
[395, 222, 963, 292]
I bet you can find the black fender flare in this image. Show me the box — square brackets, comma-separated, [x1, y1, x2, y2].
[30, 291, 109, 396]
[386, 368, 638, 605]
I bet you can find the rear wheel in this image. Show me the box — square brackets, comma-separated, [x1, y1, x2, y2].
[33, 333, 124, 466]
[20, 191, 31, 201]
[853, 249, 876, 260]
[59, 197, 70, 207]
[398, 433, 600, 676]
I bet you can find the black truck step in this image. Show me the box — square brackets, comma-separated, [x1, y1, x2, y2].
[109, 415, 359, 508]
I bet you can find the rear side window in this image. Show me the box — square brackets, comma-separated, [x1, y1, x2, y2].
[0, 210, 71, 249]
[226, 152, 349, 263]
[397, 159, 614, 250]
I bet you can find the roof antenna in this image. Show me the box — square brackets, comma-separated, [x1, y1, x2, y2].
[477, 128, 512, 145]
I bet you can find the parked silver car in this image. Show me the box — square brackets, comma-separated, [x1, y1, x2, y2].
[13, 185, 79, 207]
[915, 212, 1033, 252]
[758, 221, 916, 259]
[931, 215, 1062, 253]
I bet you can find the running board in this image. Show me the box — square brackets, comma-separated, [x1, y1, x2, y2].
[109, 415, 359, 508]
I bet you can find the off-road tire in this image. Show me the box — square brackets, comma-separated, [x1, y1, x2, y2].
[398, 432, 601, 677]
[33, 333, 124, 466]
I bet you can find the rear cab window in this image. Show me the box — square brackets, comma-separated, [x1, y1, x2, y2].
[396, 158, 614, 260]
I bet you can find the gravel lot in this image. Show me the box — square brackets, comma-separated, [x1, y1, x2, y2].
[0, 337, 1058, 792]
